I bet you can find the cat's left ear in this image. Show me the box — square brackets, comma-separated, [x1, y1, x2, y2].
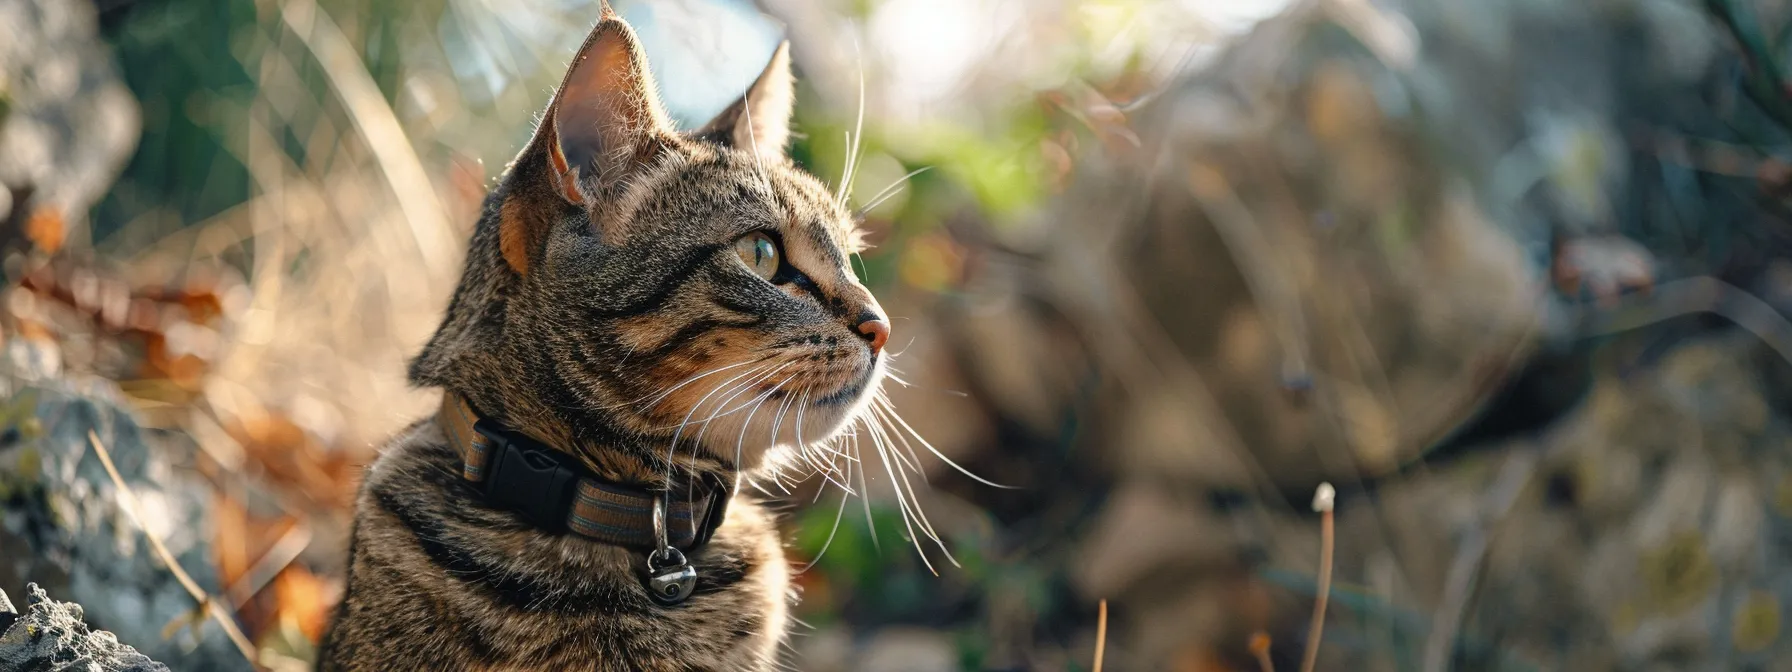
[502, 7, 670, 274]
[695, 41, 795, 163]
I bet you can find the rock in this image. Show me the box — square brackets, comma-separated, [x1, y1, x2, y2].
[0, 582, 169, 672]
[0, 0, 139, 248]
[872, 0, 1792, 667]
[1244, 338, 1792, 670]
[0, 340, 248, 671]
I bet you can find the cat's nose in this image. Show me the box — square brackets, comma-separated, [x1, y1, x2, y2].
[855, 311, 890, 357]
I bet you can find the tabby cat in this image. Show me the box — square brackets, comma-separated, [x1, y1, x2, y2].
[316, 6, 889, 670]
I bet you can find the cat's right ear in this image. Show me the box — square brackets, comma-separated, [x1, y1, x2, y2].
[694, 41, 795, 163]
[542, 8, 672, 202]
[504, 8, 671, 273]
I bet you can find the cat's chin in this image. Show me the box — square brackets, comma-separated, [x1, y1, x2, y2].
[693, 363, 883, 472]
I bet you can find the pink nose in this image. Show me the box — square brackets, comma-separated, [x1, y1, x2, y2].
[856, 317, 890, 356]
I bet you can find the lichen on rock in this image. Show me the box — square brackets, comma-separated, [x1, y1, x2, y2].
[0, 582, 169, 672]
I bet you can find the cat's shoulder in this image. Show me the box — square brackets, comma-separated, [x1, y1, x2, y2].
[357, 413, 459, 493]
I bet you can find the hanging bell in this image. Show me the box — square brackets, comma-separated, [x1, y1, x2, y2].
[646, 547, 697, 606]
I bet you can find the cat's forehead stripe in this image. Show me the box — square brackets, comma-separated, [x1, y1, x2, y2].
[765, 172, 852, 260]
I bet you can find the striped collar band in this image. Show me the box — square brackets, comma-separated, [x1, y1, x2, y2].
[437, 392, 730, 552]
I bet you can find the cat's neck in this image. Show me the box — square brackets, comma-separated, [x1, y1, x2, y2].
[446, 378, 735, 491]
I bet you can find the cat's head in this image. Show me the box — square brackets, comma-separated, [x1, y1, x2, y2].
[411, 8, 887, 476]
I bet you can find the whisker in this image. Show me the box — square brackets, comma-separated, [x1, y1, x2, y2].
[742, 96, 765, 174]
[836, 33, 867, 208]
[687, 363, 796, 457]
[889, 447, 958, 569]
[625, 356, 769, 412]
[681, 363, 788, 506]
[663, 362, 777, 472]
[869, 399, 928, 477]
[855, 166, 933, 216]
[809, 437, 842, 504]
[657, 361, 788, 433]
[864, 407, 953, 557]
[863, 411, 939, 575]
[787, 390, 850, 490]
[797, 461, 855, 574]
[733, 374, 795, 469]
[854, 422, 880, 553]
[763, 385, 799, 467]
[793, 388, 810, 454]
[694, 363, 797, 430]
[747, 478, 780, 498]
[836, 130, 855, 206]
[874, 391, 1015, 489]
[773, 387, 849, 493]
[865, 400, 924, 475]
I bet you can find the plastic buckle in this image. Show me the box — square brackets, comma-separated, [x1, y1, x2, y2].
[473, 421, 579, 533]
[690, 474, 733, 548]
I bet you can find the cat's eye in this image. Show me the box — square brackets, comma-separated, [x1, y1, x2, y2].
[734, 232, 780, 280]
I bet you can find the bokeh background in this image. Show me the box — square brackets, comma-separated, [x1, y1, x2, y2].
[7, 0, 1792, 669]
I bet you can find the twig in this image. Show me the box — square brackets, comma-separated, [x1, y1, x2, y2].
[1561, 276, 1792, 366]
[1093, 599, 1108, 672]
[1250, 632, 1276, 672]
[225, 520, 313, 610]
[86, 431, 263, 670]
[1420, 448, 1541, 672]
[1299, 483, 1335, 672]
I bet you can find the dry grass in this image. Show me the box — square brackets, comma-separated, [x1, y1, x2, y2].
[86, 430, 263, 670]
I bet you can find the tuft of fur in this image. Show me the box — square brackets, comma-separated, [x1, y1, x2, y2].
[319, 8, 885, 671]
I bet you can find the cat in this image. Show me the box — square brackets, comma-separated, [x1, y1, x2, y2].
[315, 5, 889, 670]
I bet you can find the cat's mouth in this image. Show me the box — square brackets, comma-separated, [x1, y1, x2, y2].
[811, 363, 878, 407]
[756, 359, 878, 409]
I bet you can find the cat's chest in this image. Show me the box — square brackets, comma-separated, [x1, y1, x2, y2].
[352, 435, 791, 669]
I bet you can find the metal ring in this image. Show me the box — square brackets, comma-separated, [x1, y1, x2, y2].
[652, 493, 670, 554]
[647, 546, 687, 572]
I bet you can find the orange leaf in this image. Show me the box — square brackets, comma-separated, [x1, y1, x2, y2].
[24, 205, 63, 254]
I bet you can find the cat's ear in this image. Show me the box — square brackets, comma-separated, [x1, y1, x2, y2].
[503, 7, 670, 274]
[695, 41, 795, 163]
[540, 8, 672, 205]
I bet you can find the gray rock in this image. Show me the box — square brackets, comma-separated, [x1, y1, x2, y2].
[0, 0, 139, 237]
[0, 341, 248, 671]
[0, 582, 169, 672]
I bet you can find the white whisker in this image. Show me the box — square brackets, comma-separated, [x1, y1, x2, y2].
[696, 363, 797, 430]
[743, 97, 765, 174]
[836, 33, 867, 208]
[864, 406, 953, 556]
[863, 410, 940, 575]
[797, 461, 855, 574]
[733, 374, 794, 469]
[854, 415, 880, 553]
[628, 356, 769, 412]
[688, 362, 795, 455]
[856, 166, 933, 216]
[865, 401, 923, 475]
[874, 392, 1015, 489]
[663, 362, 776, 471]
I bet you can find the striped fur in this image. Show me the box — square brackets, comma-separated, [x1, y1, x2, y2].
[319, 8, 883, 670]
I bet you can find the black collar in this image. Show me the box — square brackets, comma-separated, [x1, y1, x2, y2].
[437, 393, 731, 552]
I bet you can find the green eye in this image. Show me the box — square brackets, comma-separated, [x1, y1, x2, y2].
[734, 232, 779, 280]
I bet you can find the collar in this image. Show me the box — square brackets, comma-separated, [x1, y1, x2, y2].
[437, 392, 731, 552]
